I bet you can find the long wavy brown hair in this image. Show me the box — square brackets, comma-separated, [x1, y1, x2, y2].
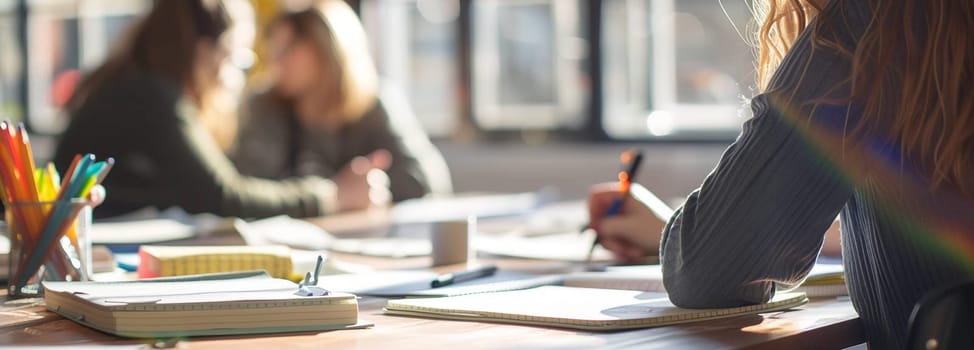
[755, 0, 974, 196]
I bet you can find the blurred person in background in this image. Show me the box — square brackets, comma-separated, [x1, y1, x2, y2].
[55, 0, 388, 219]
[233, 0, 451, 202]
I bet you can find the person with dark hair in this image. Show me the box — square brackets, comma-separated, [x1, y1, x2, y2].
[55, 0, 386, 219]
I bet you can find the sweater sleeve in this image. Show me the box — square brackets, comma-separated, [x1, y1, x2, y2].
[660, 0, 865, 308]
[359, 86, 453, 201]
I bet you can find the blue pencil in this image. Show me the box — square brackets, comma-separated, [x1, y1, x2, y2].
[15, 154, 95, 287]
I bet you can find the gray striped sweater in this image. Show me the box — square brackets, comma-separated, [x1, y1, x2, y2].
[659, 1, 974, 348]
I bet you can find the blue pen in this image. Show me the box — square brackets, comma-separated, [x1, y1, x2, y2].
[584, 149, 643, 262]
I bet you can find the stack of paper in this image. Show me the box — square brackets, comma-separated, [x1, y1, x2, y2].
[794, 263, 848, 297]
[43, 271, 369, 338]
[235, 216, 335, 250]
[475, 231, 614, 262]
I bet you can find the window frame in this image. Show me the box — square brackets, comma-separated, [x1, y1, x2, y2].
[11, 0, 148, 135]
[359, 0, 749, 143]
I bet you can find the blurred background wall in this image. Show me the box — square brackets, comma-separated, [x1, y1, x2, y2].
[0, 0, 757, 202]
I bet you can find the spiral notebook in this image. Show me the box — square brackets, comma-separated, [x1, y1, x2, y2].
[43, 271, 370, 338]
[385, 286, 807, 331]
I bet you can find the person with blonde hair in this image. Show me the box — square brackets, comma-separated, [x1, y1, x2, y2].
[56, 0, 384, 218]
[233, 0, 451, 202]
[587, 0, 974, 347]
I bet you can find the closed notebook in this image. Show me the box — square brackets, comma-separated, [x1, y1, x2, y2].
[137, 245, 293, 279]
[43, 271, 368, 338]
[566, 264, 847, 297]
[792, 263, 848, 297]
[385, 286, 807, 331]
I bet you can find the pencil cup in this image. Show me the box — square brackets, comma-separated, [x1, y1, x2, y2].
[6, 200, 92, 298]
[431, 216, 476, 267]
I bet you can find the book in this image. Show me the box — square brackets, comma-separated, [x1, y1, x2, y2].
[792, 262, 848, 297]
[43, 271, 369, 338]
[385, 286, 808, 331]
[563, 263, 848, 298]
[137, 245, 294, 279]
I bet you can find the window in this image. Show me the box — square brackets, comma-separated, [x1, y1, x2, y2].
[602, 0, 754, 139]
[361, 0, 461, 137]
[26, 0, 80, 133]
[0, 1, 21, 121]
[471, 0, 588, 131]
[364, 0, 755, 141]
[9, 0, 148, 134]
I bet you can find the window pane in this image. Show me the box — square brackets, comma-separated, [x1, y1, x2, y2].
[602, 0, 651, 137]
[472, 0, 589, 130]
[362, 0, 460, 137]
[674, 0, 753, 105]
[28, 0, 147, 133]
[27, 9, 80, 133]
[495, 4, 555, 105]
[603, 0, 751, 139]
[0, 13, 23, 121]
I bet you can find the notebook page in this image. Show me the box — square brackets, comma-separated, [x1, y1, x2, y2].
[475, 231, 614, 262]
[44, 275, 302, 306]
[91, 219, 196, 244]
[236, 216, 335, 250]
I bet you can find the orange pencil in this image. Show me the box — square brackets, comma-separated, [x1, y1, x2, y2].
[0, 123, 42, 238]
[16, 123, 40, 202]
[3, 125, 42, 225]
[0, 122, 26, 201]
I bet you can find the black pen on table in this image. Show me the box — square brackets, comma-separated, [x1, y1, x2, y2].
[430, 265, 499, 288]
[582, 149, 644, 262]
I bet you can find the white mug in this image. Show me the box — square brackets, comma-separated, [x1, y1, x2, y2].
[431, 216, 476, 267]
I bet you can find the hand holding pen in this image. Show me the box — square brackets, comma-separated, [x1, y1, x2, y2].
[584, 150, 670, 262]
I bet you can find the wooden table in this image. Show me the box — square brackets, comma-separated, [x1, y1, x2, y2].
[0, 260, 865, 349]
[0, 209, 866, 349]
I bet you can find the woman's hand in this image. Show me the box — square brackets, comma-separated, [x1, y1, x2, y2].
[334, 149, 393, 212]
[587, 182, 668, 261]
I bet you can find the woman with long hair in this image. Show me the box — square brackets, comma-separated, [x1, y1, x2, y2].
[587, 0, 974, 347]
[55, 0, 386, 219]
[233, 0, 452, 202]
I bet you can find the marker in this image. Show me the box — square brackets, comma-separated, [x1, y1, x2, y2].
[583, 149, 644, 262]
[430, 265, 498, 288]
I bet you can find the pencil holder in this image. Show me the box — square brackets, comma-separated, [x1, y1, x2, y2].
[6, 199, 92, 298]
